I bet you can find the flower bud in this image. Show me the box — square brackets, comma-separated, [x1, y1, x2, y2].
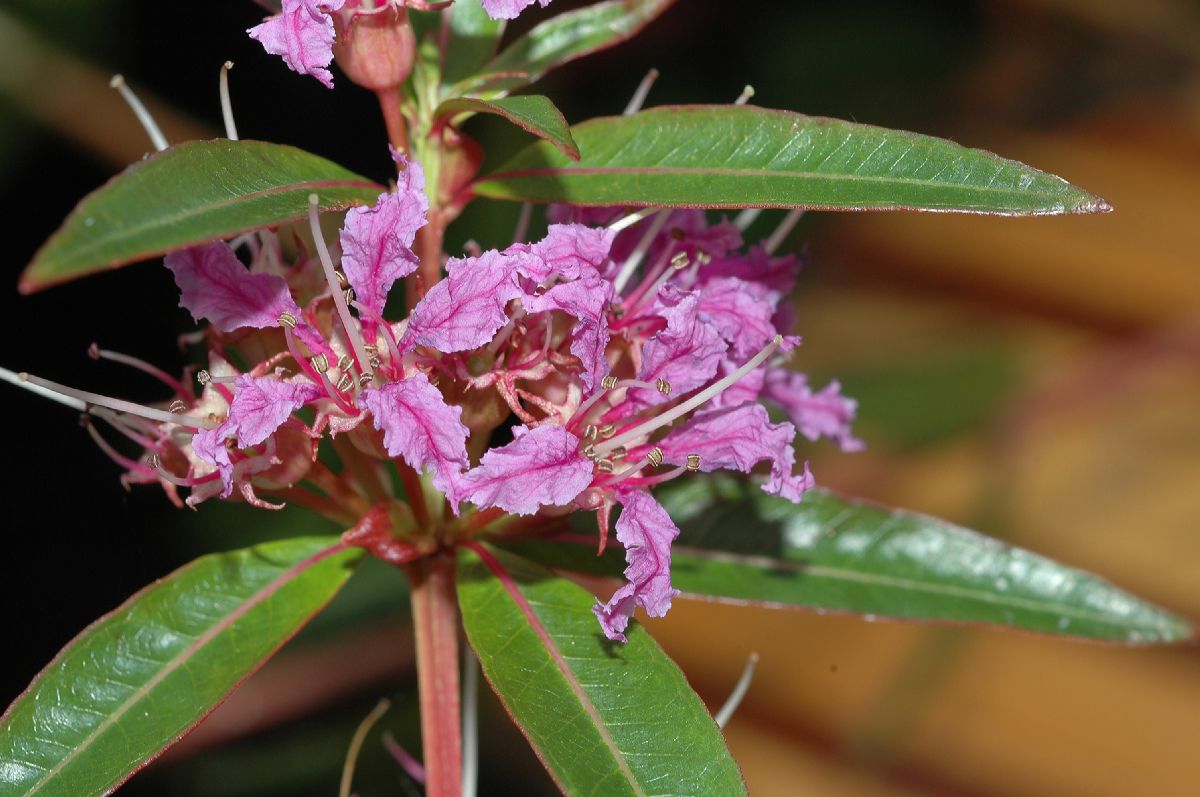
[332, 3, 416, 93]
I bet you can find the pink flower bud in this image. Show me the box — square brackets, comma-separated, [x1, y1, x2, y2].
[332, 3, 416, 93]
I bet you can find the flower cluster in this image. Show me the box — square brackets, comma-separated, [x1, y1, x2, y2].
[8, 151, 858, 642]
[249, 0, 551, 89]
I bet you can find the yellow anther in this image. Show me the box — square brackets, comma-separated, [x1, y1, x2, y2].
[596, 459, 615, 473]
[686, 454, 702, 472]
[696, 251, 712, 266]
[335, 373, 352, 392]
[344, 288, 355, 304]
[334, 270, 349, 289]
[598, 423, 616, 438]
[580, 443, 596, 460]
[583, 424, 598, 442]
[358, 372, 374, 386]
[656, 378, 672, 395]
[670, 252, 690, 270]
[609, 446, 627, 460]
[337, 354, 354, 372]
[310, 353, 330, 373]
[646, 446, 664, 468]
[277, 312, 298, 329]
[195, 369, 211, 386]
[601, 375, 619, 390]
[168, 399, 188, 414]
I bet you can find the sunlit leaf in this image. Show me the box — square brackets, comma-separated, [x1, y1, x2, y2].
[0, 537, 359, 796]
[472, 105, 1111, 214]
[458, 545, 745, 796]
[501, 480, 1192, 644]
[21, 140, 383, 293]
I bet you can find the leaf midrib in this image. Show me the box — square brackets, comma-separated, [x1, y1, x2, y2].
[23, 543, 343, 795]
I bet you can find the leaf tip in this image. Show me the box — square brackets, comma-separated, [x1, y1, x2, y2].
[1076, 193, 1114, 215]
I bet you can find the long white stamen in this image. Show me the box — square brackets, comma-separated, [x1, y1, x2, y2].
[612, 210, 669, 294]
[109, 75, 168, 152]
[603, 449, 660, 487]
[15, 371, 215, 429]
[715, 652, 759, 729]
[462, 645, 480, 797]
[308, 195, 372, 382]
[511, 202, 532, 244]
[350, 300, 403, 367]
[608, 208, 657, 233]
[766, 209, 804, 256]
[92, 407, 160, 449]
[623, 68, 659, 115]
[596, 335, 783, 454]
[339, 699, 390, 797]
[219, 61, 239, 141]
[1, 366, 86, 411]
[89, 343, 186, 396]
[83, 419, 151, 474]
[734, 208, 762, 230]
[734, 84, 755, 105]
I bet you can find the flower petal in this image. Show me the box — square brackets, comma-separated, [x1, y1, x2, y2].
[634, 285, 727, 407]
[359, 373, 471, 511]
[509, 223, 614, 285]
[480, 0, 551, 21]
[658, 403, 815, 502]
[459, 424, 593, 515]
[702, 245, 800, 296]
[165, 242, 301, 333]
[402, 250, 523, 354]
[523, 272, 615, 391]
[339, 159, 427, 324]
[191, 420, 236, 500]
[764, 370, 863, 452]
[248, 0, 346, 89]
[228, 374, 324, 448]
[695, 276, 781, 359]
[592, 490, 680, 643]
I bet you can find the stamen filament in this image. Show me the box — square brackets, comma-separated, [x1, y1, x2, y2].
[151, 456, 220, 488]
[91, 407, 160, 449]
[350, 300, 404, 371]
[89, 343, 186, 396]
[608, 208, 657, 234]
[109, 75, 168, 152]
[1, 366, 85, 411]
[9, 369, 217, 428]
[734, 208, 762, 230]
[596, 335, 783, 455]
[766, 209, 804, 256]
[714, 652, 760, 729]
[307, 195, 373, 380]
[219, 61, 239, 141]
[734, 84, 755, 105]
[623, 68, 659, 115]
[511, 202, 532, 245]
[612, 210, 669, 294]
[602, 449, 660, 487]
[84, 419, 153, 474]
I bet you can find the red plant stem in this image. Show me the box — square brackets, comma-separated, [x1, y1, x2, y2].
[377, 88, 410, 156]
[397, 461, 431, 529]
[306, 461, 371, 518]
[269, 486, 358, 527]
[406, 552, 462, 797]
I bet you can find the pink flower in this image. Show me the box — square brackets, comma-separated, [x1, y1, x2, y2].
[764, 371, 864, 452]
[480, 0, 552, 21]
[402, 250, 523, 353]
[249, 0, 347, 89]
[459, 425, 594, 516]
[165, 242, 302, 333]
[593, 490, 680, 643]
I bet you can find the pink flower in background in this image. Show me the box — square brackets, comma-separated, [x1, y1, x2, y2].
[480, 0, 552, 21]
[249, 0, 347, 88]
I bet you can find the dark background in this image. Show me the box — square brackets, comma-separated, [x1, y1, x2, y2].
[2, 1, 1197, 795]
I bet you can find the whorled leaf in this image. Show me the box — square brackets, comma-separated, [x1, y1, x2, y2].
[20, 140, 383, 293]
[471, 105, 1111, 215]
[458, 544, 745, 797]
[0, 537, 360, 796]
[435, 95, 580, 160]
[459, 0, 676, 98]
[500, 479, 1193, 644]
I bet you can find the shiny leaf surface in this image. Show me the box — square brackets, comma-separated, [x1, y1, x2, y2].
[0, 537, 359, 796]
[500, 480, 1192, 643]
[465, 0, 676, 97]
[472, 105, 1111, 214]
[458, 545, 745, 796]
[435, 95, 579, 160]
[21, 140, 383, 292]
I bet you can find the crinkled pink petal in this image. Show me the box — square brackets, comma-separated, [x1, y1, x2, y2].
[248, 0, 346, 89]
[339, 159, 427, 323]
[592, 490, 680, 643]
[634, 285, 727, 407]
[509, 223, 614, 284]
[228, 374, 324, 448]
[764, 370, 863, 452]
[459, 424, 593, 515]
[480, 0, 551, 21]
[709, 358, 765, 410]
[702, 245, 800, 296]
[696, 276, 781, 359]
[402, 250, 523, 353]
[523, 273, 615, 391]
[658, 403, 815, 503]
[359, 374, 470, 511]
[191, 420, 236, 499]
[165, 242, 301, 333]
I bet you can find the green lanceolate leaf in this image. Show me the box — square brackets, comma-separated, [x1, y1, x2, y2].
[0, 537, 360, 796]
[20, 140, 384, 293]
[463, 0, 676, 98]
[501, 480, 1192, 644]
[458, 545, 745, 797]
[441, 0, 506, 86]
[472, 105, 1111, 214]
[435, 95, 580, 160]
